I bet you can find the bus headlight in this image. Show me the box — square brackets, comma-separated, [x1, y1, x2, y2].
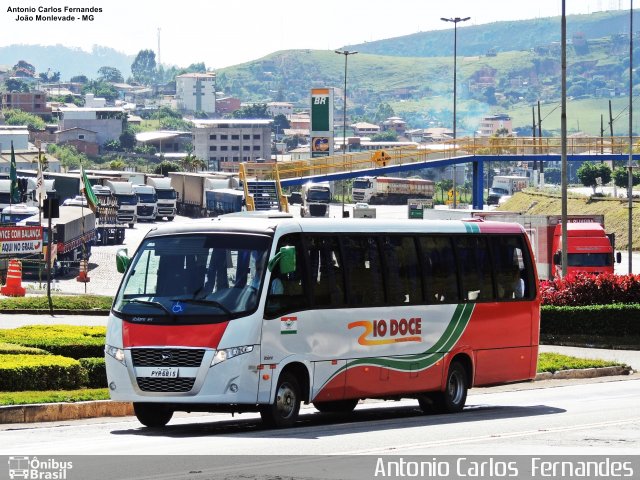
[211, 345, 254, 366]
[105, 345, 126, 365]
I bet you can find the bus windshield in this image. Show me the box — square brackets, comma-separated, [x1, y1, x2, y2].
[113, 233, 271, 321]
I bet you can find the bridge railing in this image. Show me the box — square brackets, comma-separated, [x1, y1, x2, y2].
[240, 136, 636, 183]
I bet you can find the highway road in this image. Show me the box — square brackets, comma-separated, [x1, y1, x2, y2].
[1, 376, 638, 459]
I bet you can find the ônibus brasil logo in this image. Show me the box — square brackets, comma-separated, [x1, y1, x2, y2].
[8, 456, 73, 479]
[348, 317, 422, 345]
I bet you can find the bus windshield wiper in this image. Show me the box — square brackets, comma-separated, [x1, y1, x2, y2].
[126, 299, 173, 316]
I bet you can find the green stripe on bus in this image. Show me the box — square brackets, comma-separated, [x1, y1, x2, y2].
[332, 303, 475, 375]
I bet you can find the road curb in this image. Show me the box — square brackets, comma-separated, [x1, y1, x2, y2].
[534, 365, 632, 380]
[0, 366, 633, 425]
[0, 400, 133, 424]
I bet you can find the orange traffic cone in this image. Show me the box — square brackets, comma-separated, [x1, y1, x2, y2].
[76, 259, 90, 283]
[1, 259, 26, 297]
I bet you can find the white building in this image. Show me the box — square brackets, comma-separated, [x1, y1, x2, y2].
[0, 128, 29, 152]
[191, 119, 273, 172]
[267, 102, 294, 118]
[84, 93, 106, 108]
[176, 73, 216, 114]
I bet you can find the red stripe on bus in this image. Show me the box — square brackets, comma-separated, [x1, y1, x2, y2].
[122, 322, 229, 348]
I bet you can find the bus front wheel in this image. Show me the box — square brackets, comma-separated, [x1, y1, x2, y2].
[260, 372, 301, 428]
[433, 361, 468, 414]
[133, 402, 173, 428]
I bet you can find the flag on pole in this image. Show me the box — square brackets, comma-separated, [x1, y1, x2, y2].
[35, 150, 47, 205]
[80, 165, 98, 212]
[9, 141, 20, 204]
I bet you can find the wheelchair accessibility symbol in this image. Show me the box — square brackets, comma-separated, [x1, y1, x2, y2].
[171, 302, 184, 314]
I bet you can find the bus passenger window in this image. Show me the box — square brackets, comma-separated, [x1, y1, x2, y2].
[381, 236, 422, 304]
[419, 236, 459, 303]
[342, 236, 384, 307]
[491, 236, 530, 300]
[306, 236, 345, 308]
[454, 236, 495, 302]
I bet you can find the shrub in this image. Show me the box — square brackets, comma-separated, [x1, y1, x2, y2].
[0, 295, 112, 312]
[540, 273, 640, 306]
[79, 357, 107, 388]
[0, 343, 49, 355]
[0, 325, 106, 359]
[541, 304, 640, 337]
[0, 354, 87, 391]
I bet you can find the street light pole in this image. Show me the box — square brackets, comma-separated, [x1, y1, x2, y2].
[335, 49, 358, 216]
[441, 16, 470, 209]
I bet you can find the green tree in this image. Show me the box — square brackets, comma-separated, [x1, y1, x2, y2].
[232, 103, 270, 119]
[3, 109, 46, 130]
[46, 144, 89, 171]
[5, 79, 30, 92]
[612, 166, 640, 196]
[119, 130, 136, 150]
[373, 103, 395, 123]
[82, 81, 119, 102]
[70, 75, 89, 84]
[273, 114, 290, 136]
[577, 161, 612, 194]
[109, 159, 127, 170]
[97, 66, 124, 83]
[370, 131, 398, 142]
[180, 153, 206, 172]
[154, 160, 182, 176]
[131, 49, 157, 85]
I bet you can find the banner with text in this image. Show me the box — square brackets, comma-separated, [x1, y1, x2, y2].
[0, 226, 43, 255]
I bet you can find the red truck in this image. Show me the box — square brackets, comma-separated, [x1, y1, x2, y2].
[472, 213, 621, 280]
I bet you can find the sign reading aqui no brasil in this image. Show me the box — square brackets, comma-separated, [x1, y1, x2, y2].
[0, 226, 43, 254]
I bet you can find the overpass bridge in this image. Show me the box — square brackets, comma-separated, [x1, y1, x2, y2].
[240, 136, 640, 210]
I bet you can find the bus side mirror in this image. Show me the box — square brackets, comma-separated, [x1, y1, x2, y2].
[116, 248, 130, 274]
[553, 252, 561, 265]
[616, 251, 622, 264]
[267, 246, 296, 274]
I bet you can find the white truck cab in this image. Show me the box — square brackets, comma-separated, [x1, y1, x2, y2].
[133, 184, 158, 222]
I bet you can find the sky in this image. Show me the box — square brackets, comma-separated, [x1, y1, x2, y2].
[1, 0, 633, 69]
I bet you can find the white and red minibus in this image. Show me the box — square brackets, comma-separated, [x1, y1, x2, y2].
[106, 215, 540, 428]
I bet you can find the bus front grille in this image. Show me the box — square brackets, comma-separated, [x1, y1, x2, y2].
[136, 377, 196, 392]
[131, 348, 205, 367]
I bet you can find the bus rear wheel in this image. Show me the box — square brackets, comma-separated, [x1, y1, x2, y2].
[432, 361, 468, 414]
[260, 372, 301, 428]
[133, 402, 173, 428]
[313, 399, 359, 414]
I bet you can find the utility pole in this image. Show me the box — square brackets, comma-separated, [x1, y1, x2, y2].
[532, 106, 538, 185]
[628, 0, 634, 274]
[537, 100, 544, 184]
[561, 0, 568, 278]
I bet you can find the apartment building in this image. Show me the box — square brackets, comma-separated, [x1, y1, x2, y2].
[0, 91, 51, 115]
[191, 119, 272, 171]
[478, 114, 513, 137]
[176, 73, 216, 114]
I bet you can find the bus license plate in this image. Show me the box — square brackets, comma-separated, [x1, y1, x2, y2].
[149, 367, 179, 378]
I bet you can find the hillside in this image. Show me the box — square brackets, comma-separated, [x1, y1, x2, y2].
[0, 44, 134, 80]
[498, 190, 640, 250]
[1, 9, 635, 135]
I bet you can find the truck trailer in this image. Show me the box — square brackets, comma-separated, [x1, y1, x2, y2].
[352, 176, 434, 205]
[487, 175, 528, 205]
[17, 206, 96, 277]
[471, 212, 620, 280]
[169, 172, 240, 218]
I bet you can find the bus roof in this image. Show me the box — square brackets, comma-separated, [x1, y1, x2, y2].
[143, 216, 526, 240]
